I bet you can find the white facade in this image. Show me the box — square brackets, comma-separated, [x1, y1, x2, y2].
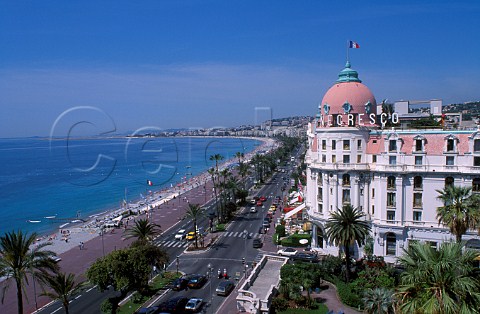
[305, 63, 480, 264]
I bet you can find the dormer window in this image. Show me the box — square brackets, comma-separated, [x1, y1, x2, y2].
[447, 139, 454, 152]
[444, 134, 458, 153]
[415, 139, 423, 151]
[389, 140, 397, 152]
[475, 139, 480, 152]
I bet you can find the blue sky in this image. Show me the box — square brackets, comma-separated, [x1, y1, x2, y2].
[1, 0, 479, 137]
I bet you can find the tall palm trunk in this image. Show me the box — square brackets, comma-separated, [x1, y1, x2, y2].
[16, 278, 23, 314]
[344, 242, 351, 283]
[193, 218, 198, 249]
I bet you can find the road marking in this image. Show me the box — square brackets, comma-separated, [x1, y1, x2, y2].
[75, 295, 81, 300]
[249, 233, 253, 238]
[233, 232, 239, 237]
[51, 307, 62, 313]
[86, 286, 96, 293]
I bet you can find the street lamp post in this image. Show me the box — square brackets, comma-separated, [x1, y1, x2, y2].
[244, 229, 248, 277]
[100, 227, 105, 257]
[207, 263, 213, 308]
[176, 256, 179, 275]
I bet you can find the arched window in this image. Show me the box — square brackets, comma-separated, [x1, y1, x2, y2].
[387, 176, 396, 189]
[473, 178, 480, 193]
[342, 174, 350, 186]
[414, 176, 423, 190]
[445, 177, 454, 188]
[386, 233, 396, 256]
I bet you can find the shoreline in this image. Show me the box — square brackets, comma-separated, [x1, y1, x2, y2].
[31, 137, 276, 255]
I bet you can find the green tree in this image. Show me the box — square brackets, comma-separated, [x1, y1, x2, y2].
[436, 185, 480, 243]
[125, 219, 161, 245]
[325, 205, 371, 282]
[38, 272, 84, 314]
[0, 230, 58, 314]
[363, 288, 395, 314]
[185, 203, 203, 248]
[397, 242, 480, 314]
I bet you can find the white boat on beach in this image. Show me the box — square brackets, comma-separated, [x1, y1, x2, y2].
[44, 215, 56, 219]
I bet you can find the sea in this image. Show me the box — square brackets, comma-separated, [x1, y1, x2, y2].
[0, 136, 262, 235]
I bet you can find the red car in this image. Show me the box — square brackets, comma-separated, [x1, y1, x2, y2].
[256, 200, 263, 206]
[259, 196, 267, 202]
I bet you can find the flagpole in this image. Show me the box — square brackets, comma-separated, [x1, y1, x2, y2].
[346, 40, 349, 63]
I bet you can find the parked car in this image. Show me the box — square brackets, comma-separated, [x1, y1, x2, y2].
[171, 277, 189, 291]
[187, 275, 207, 289]
[277, 247, 297, 257]
[290, 252, 319, 263]
[159, 297, 189, 313]
[250, 207, 257, 213]
[216, 280, 235, 296]
[266, 213, 273, 221]
[262, 219, 270, 228]
[253, 238, 263, 248]
[259, 196, 267, 202]
[174, 229, 187, 240]
[256, 200, 263, 206]
[185, 298, 203, 312]
[250, 199, 256, 205]
[136, 307, 159, 314]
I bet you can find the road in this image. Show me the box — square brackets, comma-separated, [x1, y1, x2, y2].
[35, 156, 298, 314]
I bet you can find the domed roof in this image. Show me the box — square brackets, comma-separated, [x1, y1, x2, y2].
[321, 62, 377, 118]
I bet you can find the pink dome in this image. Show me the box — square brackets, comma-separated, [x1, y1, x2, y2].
[321, 82, 377, 116]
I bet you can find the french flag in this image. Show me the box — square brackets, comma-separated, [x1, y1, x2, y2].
[147, 180, 153, 186]
[349, 41, 360, 48]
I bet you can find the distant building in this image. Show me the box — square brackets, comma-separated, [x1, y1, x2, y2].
[305, 61, 480, 264]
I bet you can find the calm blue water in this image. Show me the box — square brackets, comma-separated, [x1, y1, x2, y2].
[0, 137, 260, 235]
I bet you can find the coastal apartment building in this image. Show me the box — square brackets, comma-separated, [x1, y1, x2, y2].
[305, 61, 480, 263]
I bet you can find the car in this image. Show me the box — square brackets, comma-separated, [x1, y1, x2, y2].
[185, 298, 203, 312]
[187, 275, 207, 289]
[250, 199, 256, 205]
[186, 231, 196, 241]
[259, 196, 267, 202]
[174, 229, 187, 240]
[253, 238, 263, 248]
[171, 277, 189, 291]
[159, 297, 189, 313]
[258, 226, 264, 234]
[250, 207, 257, 213]
[262, 220, 270, 228]
[51, 255, 62, 263]
[135, 307, 159, 314]
[256, 200, 263, 206]
[265, 213, 273, 221]
[277, 247, 298, 257]
[216, 280, 235, 296]
[290, 252, 319, 263]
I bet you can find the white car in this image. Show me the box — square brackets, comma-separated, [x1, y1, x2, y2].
[174, 229, 187, 240]
[250, 207, 257, 213]
[277, 247, 297, 257]
[185, 298, 203, 312]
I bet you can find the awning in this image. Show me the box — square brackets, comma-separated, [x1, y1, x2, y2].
[285, 203, 305, 219]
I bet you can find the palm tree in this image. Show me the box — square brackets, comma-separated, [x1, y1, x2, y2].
[125, 219, 161, 245]
[436, 185, 480, 243]
[209, 154, 224, 173]
[185, 203, 204, 248]
[325, 205, 371, 282]
[363, 288, 395, 314]
[0, 230, 58, 314]
[38, 272, 84, 314]
[397, 241, 480, 314]
[208, 167, 220, 221]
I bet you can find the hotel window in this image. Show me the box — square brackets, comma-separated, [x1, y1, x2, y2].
[389, 156, 397, 165]
[387, 176, 396, 189]
[415, 139, 423, 152]
[332, 140, 336, 150]
[413, 211, 422, 222]
[475, 139, 480, 152]
[445, 177, 454, 188]
[447, 139, 455, 152]
[357, 139, 362, 149]
[372, 188, 375, 198]
[343, 155, 350, 164]
[322, 154, 326, 163]
[343, 140, 350, 150]
[342, 174, 350, 186]
[473, 178, 480, 193]
[413, 193, 422, 208]
[387, 192, 396, 207]
[389, 140, 397, 152]
[317, 203, 323, 214]
[332, 155, 336, 163]
[371, 205, 375, 214]
[342, 189, 351, 204]
[415, 156, 423, 165]
[474, 157, 480, 167]
[322, 140, 326, 150]
[446, 156, 455, 165]
[387, 211, 396, 222]
[414, 176, 423, 190]
[317, 187, 323, 201]
[386, 233, 396, 255]
[357, 155, 362, 163]
[372, 155, 377, 163]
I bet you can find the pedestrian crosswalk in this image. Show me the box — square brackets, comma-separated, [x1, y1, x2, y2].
[159, 240, 189, 248]
[222, 231, 262, 239]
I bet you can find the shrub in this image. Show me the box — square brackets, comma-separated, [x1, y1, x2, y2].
[100, 298, 118, 314]
[335, 279, 362, 309]
[271, 296, 289, 312]
[280, 233, 311, 247]
[215, 224, 226, 232]
[275, 225, 286, 237]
